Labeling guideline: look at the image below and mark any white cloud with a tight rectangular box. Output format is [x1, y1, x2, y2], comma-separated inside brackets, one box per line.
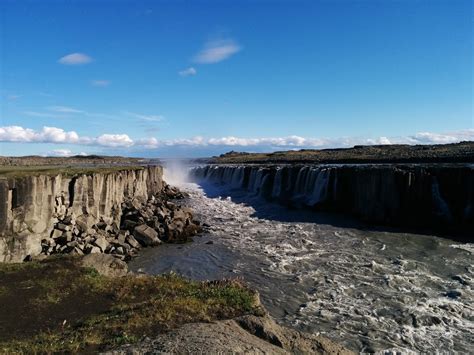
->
[0, 125, 472, 151]
[193, 39, 241, 64]
[58, 53, 93, 65]
[91, 80, 110, 87]
[44, 149, 87, 157]
[48, 106, 84, 113]
[135, 137, 159, 148]
[0, 126, 132, 148]
[6, 94, 21, 100]
[96, 134, 134, 147]
[178, 67, 197, 77]
[366, 136, 392, 145]
[0, 126, 79, 143]
[408, 131, 474, 144]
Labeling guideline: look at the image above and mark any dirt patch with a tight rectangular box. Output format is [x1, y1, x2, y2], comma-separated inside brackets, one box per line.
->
[0, 257, 112, 341]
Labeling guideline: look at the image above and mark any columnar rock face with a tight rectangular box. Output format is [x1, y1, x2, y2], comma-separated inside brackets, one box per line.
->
[192, 165, 474, 239]
[0, 166, 163, 262]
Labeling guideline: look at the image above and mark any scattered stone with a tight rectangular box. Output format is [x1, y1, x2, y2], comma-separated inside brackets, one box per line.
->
[84, 245, 101, 254]
[51, 229, 63, 239]
[133, 225, 161, 246]
[94, 236, 109, 252]
[126, 235, 141, 249]
[56, 223, 71, 232]
[38, 183, 202, 261]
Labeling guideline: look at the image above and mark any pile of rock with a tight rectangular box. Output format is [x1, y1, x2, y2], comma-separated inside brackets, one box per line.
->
[40, 187, 201, 260]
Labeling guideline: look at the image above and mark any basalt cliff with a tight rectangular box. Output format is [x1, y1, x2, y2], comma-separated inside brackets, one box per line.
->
[0, 166, 200, 262]
[192, 164, 474, 240]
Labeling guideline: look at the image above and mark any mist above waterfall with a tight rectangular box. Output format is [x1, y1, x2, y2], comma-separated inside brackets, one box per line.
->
[162, 159, 192, 187]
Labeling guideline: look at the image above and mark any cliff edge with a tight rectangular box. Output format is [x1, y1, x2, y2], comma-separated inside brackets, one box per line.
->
[0, 166, 164, 262]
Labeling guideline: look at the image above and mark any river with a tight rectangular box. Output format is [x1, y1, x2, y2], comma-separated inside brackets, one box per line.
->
[129, 168, 474, 353]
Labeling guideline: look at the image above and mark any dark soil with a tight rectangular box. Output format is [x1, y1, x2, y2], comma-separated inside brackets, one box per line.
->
[0, 257, 111, 341]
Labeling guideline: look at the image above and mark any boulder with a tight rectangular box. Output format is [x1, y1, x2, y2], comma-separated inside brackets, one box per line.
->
[56, 223, 71, 232]
[126, 235, 141, 249]
[76, 215, 96, 233]
[133, 224, 161, 246]
[93, 236, 109, 252]
[80, 254, 128, 277]
[51, 229, 63, 239]
[84, 245, 101, 254]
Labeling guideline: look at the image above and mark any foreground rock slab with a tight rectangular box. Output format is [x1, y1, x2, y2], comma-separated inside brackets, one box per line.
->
[106, 314, 353, 355]
[80, 253, 128, 277]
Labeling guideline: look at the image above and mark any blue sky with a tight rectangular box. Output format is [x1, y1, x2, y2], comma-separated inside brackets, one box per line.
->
[0, 0, 472, 157]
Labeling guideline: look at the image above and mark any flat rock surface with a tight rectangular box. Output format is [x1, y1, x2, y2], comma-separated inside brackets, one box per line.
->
[107, 314, 353, 355]
[80, 253, 128, 277]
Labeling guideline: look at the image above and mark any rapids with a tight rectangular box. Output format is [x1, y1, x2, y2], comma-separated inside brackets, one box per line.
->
[129, 166, 474, 353]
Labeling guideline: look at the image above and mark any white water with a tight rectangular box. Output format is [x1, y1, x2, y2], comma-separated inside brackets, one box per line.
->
[130, 174, 474, 353]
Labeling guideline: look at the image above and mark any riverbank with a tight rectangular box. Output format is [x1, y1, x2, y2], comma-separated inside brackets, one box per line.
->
[0, 255, 351, 354]
[0, 255, 258, 352]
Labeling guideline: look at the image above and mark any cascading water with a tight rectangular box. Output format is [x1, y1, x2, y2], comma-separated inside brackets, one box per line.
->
[190, 164, 473, 233]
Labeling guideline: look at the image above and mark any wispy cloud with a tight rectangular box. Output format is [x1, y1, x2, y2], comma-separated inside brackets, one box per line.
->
[178, 67, 197, 77]
[23, 111, 67, 119]
[58, 53, 93, 65]
[91, 80, 110, 87]
[193, 39, 241, 64]
[47, 106, 84, 113]
[124, 111, 164, 122]
[6, 94, 21, 100]
[1, 126, 471, 151]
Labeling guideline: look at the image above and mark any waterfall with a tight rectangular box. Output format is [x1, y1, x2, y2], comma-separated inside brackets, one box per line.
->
[307, 168, 330, 206]
[191, 165, 331, 207]
[189, 164, 474, 238]
[431, 177, 452, 220]
[272, 168, 283, 199]
[231, 167, 245, 188]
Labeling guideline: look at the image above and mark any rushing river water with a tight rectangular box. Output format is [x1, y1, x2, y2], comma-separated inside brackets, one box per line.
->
[129, 172, 474, 353]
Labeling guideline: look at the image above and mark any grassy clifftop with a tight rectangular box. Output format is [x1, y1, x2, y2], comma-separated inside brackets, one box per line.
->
[0, 257, 259, 353]
[0, 165, 146, 178]
[211, 141, 474, 164]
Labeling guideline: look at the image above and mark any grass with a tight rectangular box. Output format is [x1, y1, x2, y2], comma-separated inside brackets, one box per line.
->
[0, 165, 146, 178]
[0, 256, 260, 353]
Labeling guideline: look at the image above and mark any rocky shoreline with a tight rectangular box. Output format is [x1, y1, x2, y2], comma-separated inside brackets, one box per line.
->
[39, 183, 202, 261]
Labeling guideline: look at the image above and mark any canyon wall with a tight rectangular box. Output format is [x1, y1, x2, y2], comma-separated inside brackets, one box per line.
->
[192, 165, 474, 240]
[0, 166, 163, 262]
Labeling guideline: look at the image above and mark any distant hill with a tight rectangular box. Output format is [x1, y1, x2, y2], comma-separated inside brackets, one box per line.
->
[211, 141, 474, 164]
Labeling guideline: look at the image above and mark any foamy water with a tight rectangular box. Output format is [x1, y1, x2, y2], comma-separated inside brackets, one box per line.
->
[130, 177, 474, 353]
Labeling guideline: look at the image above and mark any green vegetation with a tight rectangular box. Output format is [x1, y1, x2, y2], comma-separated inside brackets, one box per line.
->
[0, 165, 145, 178]
[0, 256, 259, 353]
